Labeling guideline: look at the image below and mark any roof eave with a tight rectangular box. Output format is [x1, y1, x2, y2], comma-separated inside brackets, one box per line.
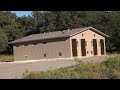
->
[9, 36, 70, 44]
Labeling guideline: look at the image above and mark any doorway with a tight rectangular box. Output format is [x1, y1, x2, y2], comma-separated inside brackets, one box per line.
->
[93, 39, 98, 55]
[72, 39, 78, 57]
[81, 39, 86, 56]
[100, 39, 105, 55]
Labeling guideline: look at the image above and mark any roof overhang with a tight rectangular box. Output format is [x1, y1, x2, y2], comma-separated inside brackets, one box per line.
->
[9, 36, 70, 44]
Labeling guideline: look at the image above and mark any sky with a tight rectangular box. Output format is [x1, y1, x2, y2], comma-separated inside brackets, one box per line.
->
[12, 11, 32, 17]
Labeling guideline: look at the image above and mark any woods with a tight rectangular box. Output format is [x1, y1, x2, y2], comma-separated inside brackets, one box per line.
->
[0, 11, 120, 53]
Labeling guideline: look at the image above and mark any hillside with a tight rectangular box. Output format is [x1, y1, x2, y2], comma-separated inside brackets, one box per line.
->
[22, 55, 120, 79]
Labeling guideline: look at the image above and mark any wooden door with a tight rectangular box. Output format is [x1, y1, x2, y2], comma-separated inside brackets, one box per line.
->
[93, 39, 98, 55]
[72, 39, 78, 57]
[81, 39, 86, 56]
[100, 39, 105, 55]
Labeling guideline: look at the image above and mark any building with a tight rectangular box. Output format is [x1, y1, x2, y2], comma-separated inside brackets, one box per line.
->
[9, 27, 109, 61]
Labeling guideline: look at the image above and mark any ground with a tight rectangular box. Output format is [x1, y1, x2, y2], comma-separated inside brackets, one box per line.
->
[0, 58, 77, 79]
[0, 55, 118, 79]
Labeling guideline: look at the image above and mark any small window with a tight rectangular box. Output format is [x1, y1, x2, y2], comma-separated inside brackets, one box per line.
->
[87, 51, 89, 54]
[24, 44, 28, 46]
[99, 41, 100, 46]
[82, 34, 84, 36]
[91, 51, 93, 54]
[94, 34, 95, 37]
[76, 41, 79, 46]
[33, 43, 37, 45]
[85, 41, 87, 46]
[91, 41, 93, 46]
[42, 42, 47, 44]
[59, 52, 62, 56]
[44, 54, 46, 57]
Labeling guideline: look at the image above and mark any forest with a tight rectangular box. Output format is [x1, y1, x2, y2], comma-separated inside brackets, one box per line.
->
[0, 11, 120, 54]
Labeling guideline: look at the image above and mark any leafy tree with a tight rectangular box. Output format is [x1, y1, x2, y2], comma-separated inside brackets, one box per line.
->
[0, 29, 8, 52]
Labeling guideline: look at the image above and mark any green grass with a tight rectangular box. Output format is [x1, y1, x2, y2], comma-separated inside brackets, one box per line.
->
[22, 55, 120, 79]
[0, 54, 14, 62]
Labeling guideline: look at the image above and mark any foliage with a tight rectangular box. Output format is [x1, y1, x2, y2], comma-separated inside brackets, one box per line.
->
[0, 11, 120, 53]
[0, 54, 14, 62]
[0, 29, 8, 52]
[103, 56, 120, 70]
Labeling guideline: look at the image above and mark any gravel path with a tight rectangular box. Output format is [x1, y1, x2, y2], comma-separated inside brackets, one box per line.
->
[0, 59, 77, 79]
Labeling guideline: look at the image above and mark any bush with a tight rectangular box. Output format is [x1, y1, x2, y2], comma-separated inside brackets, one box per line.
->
[103, 56, 120, 70]
[0, 54, 14, 62]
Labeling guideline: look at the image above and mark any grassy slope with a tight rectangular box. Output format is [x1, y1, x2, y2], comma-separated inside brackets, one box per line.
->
[22, 55, 120, 79]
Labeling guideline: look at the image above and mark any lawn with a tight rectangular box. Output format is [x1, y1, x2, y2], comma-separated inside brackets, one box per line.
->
[0, 54, 14, 62]
[22, 55, 120, 79]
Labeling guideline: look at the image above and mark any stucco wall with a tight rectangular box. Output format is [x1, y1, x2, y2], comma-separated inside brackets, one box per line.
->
[13, 29, 107, 61]
[70, 29, 106, 58]
[13, 38, 71, 61]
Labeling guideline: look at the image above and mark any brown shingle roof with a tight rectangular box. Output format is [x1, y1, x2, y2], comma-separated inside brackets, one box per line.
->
[9, 27, 109, 44]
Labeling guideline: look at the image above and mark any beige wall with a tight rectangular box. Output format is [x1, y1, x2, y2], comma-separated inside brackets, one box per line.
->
[70, 29, 106, 58]
[13, 38, 71, 61]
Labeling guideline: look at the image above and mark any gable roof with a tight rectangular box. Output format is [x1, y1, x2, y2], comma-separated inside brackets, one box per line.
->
[9, 27, 109, 44]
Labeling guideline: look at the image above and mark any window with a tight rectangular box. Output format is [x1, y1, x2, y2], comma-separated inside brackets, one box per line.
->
[24, 44, 28, 46]
[99, 41, 100, 46]
[44, 54, 46, 57]
[85, 41, 87, 46]
[33, 43, 37, 45]
[94, 34, 95, 37]
[42, 42, 47, 44]
[91, 51, 93, 54]
[91, 41, 93, 46]
[59, 52, 62, 56]
[87, 51, 89, 54]
[76, 41, 79, 46]
[82, 34, 84, 36]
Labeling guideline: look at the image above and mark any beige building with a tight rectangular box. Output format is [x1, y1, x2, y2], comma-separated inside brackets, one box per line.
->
[9, 27, 109, 61]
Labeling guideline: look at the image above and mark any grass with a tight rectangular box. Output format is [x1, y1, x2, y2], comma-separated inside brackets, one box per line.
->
[0, 54, 14, 62]
[22, 55, 120, 79]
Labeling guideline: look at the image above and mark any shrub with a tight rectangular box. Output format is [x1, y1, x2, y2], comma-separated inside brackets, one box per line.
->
[103, 56, 120, 70]
[0, 54, 14, 62]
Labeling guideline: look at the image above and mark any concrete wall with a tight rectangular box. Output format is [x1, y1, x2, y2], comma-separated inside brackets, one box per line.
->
[70, 29, 106, 58]
[13, 38, 71, 61]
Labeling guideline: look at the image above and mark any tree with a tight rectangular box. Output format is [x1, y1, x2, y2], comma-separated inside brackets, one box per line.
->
[0, 29, 8, 52]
